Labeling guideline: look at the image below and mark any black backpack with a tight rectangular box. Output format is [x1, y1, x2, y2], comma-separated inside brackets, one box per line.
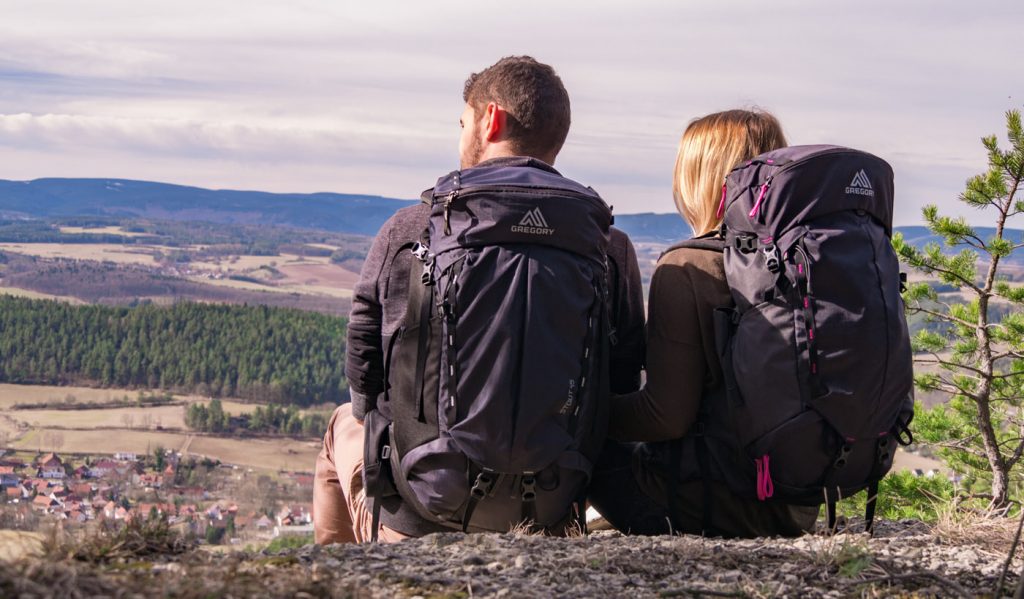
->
[363, 159, 613, 537]
[666, 145, 914, 533]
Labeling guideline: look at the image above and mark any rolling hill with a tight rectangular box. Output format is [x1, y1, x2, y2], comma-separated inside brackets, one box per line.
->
[2, 177, 1021, 248]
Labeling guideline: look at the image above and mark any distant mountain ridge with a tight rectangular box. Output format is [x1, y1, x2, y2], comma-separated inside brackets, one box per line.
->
[1, 177, 1021, 247]
[0, 178, 417, 236]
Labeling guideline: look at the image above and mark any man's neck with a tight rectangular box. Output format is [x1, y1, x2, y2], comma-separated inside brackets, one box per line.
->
[478, 145, 556, 167]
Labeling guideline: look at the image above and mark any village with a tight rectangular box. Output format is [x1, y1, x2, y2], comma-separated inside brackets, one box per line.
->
[0, 447, 315, 546]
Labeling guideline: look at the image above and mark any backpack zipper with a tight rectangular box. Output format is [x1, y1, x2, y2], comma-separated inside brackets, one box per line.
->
[436, 185, 609, 218]
[738, 147, 859, 220]
[443, 190, 458, 235]
[748, 179, 772, 219]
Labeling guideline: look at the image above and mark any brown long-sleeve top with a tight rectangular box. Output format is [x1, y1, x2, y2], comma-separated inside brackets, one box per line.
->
[609, 246, 732, 442]
[608, 245, 820, 535]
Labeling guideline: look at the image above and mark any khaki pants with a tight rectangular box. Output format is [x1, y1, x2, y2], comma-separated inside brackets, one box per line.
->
[313, 403, 407, 544]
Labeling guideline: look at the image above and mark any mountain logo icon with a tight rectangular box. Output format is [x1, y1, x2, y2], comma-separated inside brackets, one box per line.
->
[845, 169, 875, 197]
[511, 207, 555, 235]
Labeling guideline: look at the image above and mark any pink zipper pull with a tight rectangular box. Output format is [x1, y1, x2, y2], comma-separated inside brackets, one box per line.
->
[748, 181, 770, 218]
[755, 455, 774, 500]
[716, 184, 727, 219]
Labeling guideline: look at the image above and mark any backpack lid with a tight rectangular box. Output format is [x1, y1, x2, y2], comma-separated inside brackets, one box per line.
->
[430, 156, 604, 202]
[423, 158, 612, 263]
[723, 145, 895, 238]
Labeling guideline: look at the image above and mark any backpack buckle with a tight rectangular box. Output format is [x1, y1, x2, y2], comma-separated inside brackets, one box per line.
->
[833, 445, 852, 469]
[470, 470, 497, 499]
[734, 235, 758, 253]
[520, 473, 537, 503]
[411, 242, 430, 262]
[762, 243, 781, 274]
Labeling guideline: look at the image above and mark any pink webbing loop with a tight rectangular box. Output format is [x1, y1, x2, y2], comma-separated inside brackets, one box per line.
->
[748, 182, 769, 218]
[755, 455, 774, 501]
[716, 184, 727, 219]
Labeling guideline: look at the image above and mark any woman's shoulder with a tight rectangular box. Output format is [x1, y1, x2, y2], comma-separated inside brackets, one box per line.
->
[656, 242, 724, 273]
[652, 242, 730, 307]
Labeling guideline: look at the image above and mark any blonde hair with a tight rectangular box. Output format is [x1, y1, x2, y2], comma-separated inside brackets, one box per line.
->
[672, 109, 787, 236]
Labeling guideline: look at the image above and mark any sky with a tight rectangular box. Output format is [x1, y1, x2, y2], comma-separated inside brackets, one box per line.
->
[0, 1, 1022, 225]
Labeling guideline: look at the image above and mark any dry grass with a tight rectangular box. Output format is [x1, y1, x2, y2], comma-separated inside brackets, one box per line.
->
[0, 383, 264, 413]
[0, 383, 140, 409]
[46, 516, 195, 563]
[0, 286, 86, 304]
[0, 243, 178, 265]
[9, 405, 190, 430]
[932, 503, 1023, 553]
[187, 253, 321, 271]
[10, 427, 317, 471]
[185, 435, 319, 472]
[58, 226, 147, 237]
[12, 428, 190, 455]
[0, 531, 46, 561]
[0, 383, 322, 471]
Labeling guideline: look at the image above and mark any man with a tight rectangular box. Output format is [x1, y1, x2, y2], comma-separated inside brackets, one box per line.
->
[314, 56, 645, 543]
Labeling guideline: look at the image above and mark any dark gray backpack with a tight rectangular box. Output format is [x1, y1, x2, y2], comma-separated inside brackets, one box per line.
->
[667, 145, 914, 533]
[364, 159, 613, 536]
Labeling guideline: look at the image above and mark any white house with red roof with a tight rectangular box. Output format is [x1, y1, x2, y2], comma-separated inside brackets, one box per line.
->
[37, 453, 65, 479]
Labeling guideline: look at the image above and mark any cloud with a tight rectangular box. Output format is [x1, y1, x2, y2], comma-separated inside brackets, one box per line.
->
[0, 112, 446, 166]
[0, 0, 1022, 223]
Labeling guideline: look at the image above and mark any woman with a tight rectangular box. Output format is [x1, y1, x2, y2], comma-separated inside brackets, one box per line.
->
[588, 109, 819, 537]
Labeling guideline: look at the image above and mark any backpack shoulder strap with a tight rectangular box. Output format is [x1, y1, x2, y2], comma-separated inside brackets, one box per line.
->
[660, 235, 726, 259]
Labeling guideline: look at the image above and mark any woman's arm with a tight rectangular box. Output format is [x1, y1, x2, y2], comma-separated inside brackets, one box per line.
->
[608, 259, 707, 442]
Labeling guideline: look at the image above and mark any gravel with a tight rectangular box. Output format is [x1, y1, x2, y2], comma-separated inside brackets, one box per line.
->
[1, 519, 1019, 598]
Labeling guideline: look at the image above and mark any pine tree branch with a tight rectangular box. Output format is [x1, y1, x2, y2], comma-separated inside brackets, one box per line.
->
[993, 350, 1024, 361]
[990, 370, 1024, 380]
[915, 355, 991, 378]
[934, 440, 988, 459]
[907, 306, 981, 330]
[905, 262, 983, 295]
[933, 375, 982, 401]
[960, 233, 990, 251]
[1007, 437, 1024, 470]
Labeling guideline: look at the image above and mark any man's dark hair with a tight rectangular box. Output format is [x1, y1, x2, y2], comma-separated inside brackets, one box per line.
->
[463, 56, 571, 160]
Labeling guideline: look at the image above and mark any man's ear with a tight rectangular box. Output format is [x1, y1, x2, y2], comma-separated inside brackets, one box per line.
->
[483, 102, 504, 142]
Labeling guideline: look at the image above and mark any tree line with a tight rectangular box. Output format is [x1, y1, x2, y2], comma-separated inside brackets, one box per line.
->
[184, 398, 328, 437]
[0, 296, 348, 406]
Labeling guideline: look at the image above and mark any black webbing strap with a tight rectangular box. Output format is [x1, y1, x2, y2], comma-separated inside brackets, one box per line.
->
[568, 290, 600, 437]
[864, 479, 879, 535]
[439, 259, 465, 416]
[822, 442, 852, 533]
[520, 474, 537, 527]
[369, 496, 382, 542]
[824, 486, 839, 533]
[367, 441, 392, 543]
[576, 489, 588, 536]
[462, 470, 497, 533]
[863, 433, 895, 535]
[792, 248, 825, 397]
[411, 277, 432, 423]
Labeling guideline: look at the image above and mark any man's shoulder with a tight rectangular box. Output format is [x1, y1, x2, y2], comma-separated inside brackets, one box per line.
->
[379, 203, 431, 240]
[608, 226, 634, 250]
[607, 226, 637, 266]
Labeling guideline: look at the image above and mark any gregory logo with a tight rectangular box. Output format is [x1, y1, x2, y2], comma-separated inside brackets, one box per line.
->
[845, 169, 875, 197]
[511, 207, 555, 235]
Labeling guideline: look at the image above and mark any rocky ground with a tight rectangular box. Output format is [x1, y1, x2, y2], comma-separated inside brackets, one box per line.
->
[1, 519, 1021, 598]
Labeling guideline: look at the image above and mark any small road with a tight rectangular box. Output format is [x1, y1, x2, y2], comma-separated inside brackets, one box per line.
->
[180, 434, 195, 456]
